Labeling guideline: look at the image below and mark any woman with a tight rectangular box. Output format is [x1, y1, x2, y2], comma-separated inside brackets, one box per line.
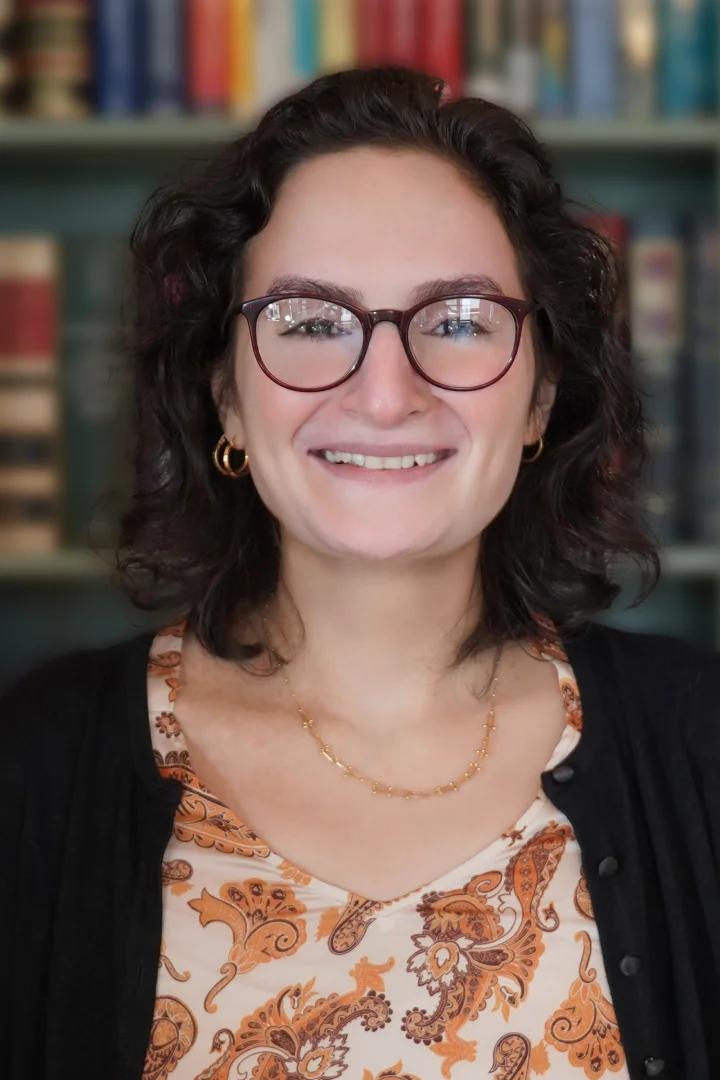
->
[2, 66, 718, 1080]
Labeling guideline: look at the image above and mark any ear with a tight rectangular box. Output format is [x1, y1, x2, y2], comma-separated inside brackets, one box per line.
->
[525, 376, 557, 444]
[210, 367, 245, 447]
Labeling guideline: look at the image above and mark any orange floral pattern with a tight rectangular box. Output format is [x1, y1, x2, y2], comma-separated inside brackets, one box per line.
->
[142, 619, 628, 1079]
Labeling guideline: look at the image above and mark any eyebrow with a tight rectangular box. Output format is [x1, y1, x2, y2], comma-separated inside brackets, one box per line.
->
[264, 273, 508, 306]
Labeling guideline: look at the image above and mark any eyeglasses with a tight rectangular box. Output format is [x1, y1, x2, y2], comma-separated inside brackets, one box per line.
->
[225, 290, 538, 392]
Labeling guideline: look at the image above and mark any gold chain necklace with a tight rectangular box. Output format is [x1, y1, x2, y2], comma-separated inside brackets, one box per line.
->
[260, 606, 504, 800]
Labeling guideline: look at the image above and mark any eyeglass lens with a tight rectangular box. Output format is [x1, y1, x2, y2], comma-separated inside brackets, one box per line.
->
[254, 296, 518, 390]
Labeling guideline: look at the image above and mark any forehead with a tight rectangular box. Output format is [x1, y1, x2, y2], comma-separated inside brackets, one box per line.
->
[243, 146, 523, 300]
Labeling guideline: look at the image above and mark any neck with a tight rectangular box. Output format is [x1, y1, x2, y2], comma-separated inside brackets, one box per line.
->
[248, 535, 503, 737]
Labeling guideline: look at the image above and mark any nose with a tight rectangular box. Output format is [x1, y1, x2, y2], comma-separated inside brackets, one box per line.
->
[339, 314, 431, 419]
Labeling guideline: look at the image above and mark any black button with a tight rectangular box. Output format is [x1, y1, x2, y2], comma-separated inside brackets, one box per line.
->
[551, 764, 575, 783]
[644, 1058, 665, 1076]
[598, 855, 620, 877]
[619, 954, 641, 976]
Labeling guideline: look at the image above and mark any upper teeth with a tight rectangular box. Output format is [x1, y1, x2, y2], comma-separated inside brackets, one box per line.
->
[319, 450, 444, 469]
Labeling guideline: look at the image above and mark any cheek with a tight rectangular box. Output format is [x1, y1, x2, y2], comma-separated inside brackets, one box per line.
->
[462, 373, 530, 445]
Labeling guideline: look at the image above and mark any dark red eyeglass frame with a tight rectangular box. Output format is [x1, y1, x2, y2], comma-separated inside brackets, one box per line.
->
[224, 290, 540, 392]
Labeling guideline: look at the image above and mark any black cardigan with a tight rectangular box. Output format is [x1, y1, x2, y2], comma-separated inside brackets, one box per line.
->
[1, 619, 719, 1080]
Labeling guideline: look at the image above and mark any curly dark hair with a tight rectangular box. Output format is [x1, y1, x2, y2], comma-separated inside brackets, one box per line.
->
[115, 64, 660, 673]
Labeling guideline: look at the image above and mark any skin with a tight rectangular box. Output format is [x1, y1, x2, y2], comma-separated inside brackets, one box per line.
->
[208, 143, 557, 748]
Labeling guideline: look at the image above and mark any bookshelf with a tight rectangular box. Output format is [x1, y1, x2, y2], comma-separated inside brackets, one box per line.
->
[2, 112, 720, 687]
[1, 115, 718, 151]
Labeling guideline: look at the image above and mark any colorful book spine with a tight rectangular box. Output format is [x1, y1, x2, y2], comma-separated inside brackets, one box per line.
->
[659, 0, 717, 116]
[379, 0, 422, 68]
[506, 0, 540, 116]
[59, 235, 133, 550]
[538, 0, 569, 117]
[617, 0, 657, 119]
[318, 0, 356, 74]
[187, 0, 229, 113]
[92, 0, 141, 115]
[684, 217, 720, 542]
[228, 0, 255, 118]
[14, 0, 90, 118]
[0, 0, 14, 114]
[420, 0, 464, 102]
[254, 0, 296, 113]
[464, 0, 509, 107]
[355, 0, 386, 66]
[294, 0, 319, 78]
[142, 0, 185, 114]
[627, 215, 685, 544]
[569, 0, 617, 117]
[0, 236, 61, 553]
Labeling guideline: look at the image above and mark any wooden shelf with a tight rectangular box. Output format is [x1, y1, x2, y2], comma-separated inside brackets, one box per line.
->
[1, 115, 718, 152]
[0, 547, 116, 581]
[2, 543, 720, 582]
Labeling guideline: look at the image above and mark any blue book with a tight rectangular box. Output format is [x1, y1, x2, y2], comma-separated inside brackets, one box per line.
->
[92, 0, 142, 115]
[142, 0, 185, 114]
[294, 0, 319, 80]
[569, 0, 617, 117]
[659, 0, 717, 116]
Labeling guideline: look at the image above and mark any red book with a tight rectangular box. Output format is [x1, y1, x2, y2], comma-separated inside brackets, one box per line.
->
[387, 0, 422, 66]
[0, 236, 61, 553]
[0, 236, 58, 376]
[187, 0, 230, 112]
[355, 0, 386, 64]
[356, 1, 423, 75]
[419, 0, 464, 100]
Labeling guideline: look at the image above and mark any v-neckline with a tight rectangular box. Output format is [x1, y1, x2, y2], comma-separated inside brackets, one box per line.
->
[152, 617, 581, 908]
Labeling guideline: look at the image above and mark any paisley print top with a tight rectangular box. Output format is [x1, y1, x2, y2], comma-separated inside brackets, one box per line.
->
[144, 618, 630, 1080]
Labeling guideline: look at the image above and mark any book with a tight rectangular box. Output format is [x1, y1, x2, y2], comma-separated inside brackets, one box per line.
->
[13, 0, 90, 118]
[254, 0, 297, 114]
[318, 0, 356, 75]
[142, 0, 185, 115]
[617, 0, 657, 119]
[464, 0, 509, 106]
[420, 0, 464, 102]
[569, 0, 617, 117]
[538, 0, 569, 118]
[187, 0, 229, 113]
[627, 215, 685, 544]
[228, 0, 255, 118]
[59, 235, 133, 550]
[294, 0, 319, 77]
[356, 0, 422, 68]
[505, 0, 539, 117]
[0, 235, 61, 553]
[0, 0, 14, 114]
[659, 0, 717, 117]
[92, 0, 141, 115]
[683, 217, 720, 542]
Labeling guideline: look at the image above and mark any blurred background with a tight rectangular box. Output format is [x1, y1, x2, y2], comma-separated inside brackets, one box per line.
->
[0, 0, 719, 689]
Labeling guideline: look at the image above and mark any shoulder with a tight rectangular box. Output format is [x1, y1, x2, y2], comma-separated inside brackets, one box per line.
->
[562, 618, 720, 687]
[561, 619, 720, 752]
[0, 628, 158, 788]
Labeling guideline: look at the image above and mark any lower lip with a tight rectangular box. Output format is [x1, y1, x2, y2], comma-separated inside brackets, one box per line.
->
[309, 452, 455, 483]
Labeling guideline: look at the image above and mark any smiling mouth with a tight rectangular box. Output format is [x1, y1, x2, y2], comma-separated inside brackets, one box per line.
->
[310, 449, 454, 470]
[309, 450, 456, 479]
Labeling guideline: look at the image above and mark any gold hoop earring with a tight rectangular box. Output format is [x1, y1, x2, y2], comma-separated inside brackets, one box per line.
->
[212, 434, 251, 478]
[522, 434, 544, 463]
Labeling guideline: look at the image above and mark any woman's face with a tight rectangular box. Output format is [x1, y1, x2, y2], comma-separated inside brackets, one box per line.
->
[216, 145, 555, 564]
